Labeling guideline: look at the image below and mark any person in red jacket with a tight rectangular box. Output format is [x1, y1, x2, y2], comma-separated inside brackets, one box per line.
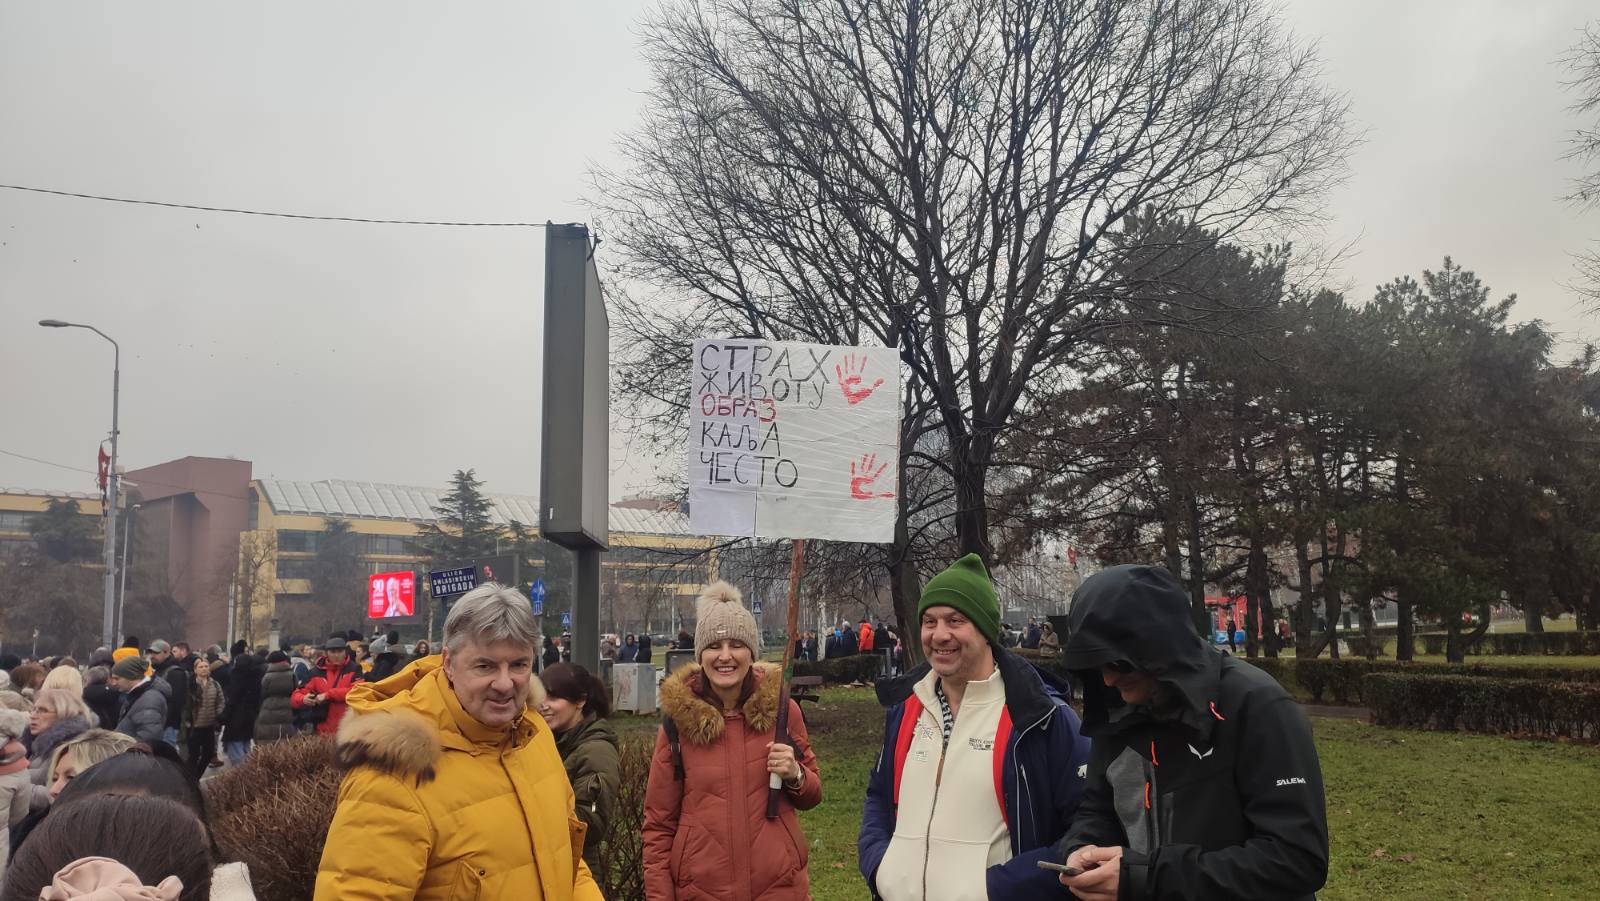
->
[858, 618, 876, 654]
[291, 636, 364, 735]
[643, 582, 821, 900]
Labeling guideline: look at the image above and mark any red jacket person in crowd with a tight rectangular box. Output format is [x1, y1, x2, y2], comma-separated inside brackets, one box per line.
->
[291, 636, 364, 736]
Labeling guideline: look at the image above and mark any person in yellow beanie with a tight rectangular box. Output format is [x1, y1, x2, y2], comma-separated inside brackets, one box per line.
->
[110, 638, 141, 666]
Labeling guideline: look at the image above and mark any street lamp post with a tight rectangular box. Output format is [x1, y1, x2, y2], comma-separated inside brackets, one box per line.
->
[117, 503, 140, 642]
[39, 319, 121, 648]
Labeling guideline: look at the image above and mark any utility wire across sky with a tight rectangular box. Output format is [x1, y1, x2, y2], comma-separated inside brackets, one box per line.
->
[0, 183, 556, 227]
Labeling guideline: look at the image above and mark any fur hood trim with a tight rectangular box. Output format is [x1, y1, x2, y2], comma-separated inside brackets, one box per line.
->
[659, 661, 783, 745]
[335, 708, 442, 783]
[0, 708, 28, 743]
[334, 657, 549, 782]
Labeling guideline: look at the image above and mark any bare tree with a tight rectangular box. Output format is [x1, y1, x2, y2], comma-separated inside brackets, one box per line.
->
[595, 0, 1352, 586]
[228, 531, 278, 648]
[1565, 22, 1600, 303]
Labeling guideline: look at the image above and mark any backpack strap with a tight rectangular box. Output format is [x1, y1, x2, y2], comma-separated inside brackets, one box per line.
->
[662, 716, 684, 781]
[993, 706, 1014, 830]
[891, 694, 924, 807]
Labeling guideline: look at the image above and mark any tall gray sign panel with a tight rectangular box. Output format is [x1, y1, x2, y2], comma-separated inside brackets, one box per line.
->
[540, 223, 608, 671]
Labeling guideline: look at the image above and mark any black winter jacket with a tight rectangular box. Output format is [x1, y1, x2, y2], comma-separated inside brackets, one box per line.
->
[366, 650, 406, 683]
[1057, 565, 1328, 901]
[82, 683, 122, 733]
[253, 662, 298, 742]
[220, 653, 265, 741]
[154, 658, 191, 730]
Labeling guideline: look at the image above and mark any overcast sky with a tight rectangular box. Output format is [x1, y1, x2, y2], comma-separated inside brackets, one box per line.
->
[2, 1, 1596, 500]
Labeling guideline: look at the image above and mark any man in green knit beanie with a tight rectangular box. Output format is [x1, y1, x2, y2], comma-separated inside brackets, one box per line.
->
[917, 552, 1003, 646]
[858, 553, 1091, 901]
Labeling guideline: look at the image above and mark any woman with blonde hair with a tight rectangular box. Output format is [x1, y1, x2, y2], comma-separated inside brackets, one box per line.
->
[25, 689, 97, 809]
[38, 665, 83, 697]
[45, 729, 138, 803]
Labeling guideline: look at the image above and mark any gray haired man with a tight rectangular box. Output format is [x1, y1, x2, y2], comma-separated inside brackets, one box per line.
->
[315, 583, 602, 900]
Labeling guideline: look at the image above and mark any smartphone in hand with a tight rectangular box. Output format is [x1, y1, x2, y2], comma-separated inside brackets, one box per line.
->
[1036, 861, 1083, 877]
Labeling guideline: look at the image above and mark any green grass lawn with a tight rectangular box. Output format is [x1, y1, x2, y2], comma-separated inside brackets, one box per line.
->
[1490, 617, 1581, 633]
[1409, 653, 1600, 669]
[646, 686, 1599, 901]
[1315, 718, 1600, 900]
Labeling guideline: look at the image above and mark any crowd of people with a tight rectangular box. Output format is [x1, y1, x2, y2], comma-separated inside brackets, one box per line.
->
[0, 628, 435, 897]
[0, 554, 1329, 900]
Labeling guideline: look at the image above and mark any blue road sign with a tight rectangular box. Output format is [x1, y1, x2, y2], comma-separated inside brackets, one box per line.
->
[561, 611, 572, 629]
[752, 599, 764, 615]
[531, 579, 546, 614]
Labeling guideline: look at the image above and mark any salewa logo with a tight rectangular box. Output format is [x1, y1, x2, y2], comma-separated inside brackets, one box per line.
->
[1077, 764, 1088, 779]
[1188, 744, 1214, 761]
[1276, 777, 1307, 787]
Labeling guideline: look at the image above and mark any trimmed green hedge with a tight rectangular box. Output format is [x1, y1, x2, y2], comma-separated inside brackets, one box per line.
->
[1363, 673, 1600, 740]
[1241, 658, 1600, 705]
[793, 654, 885, 684]
[1418, 631, 1600, 657]
[1344, 636, 1388, 658]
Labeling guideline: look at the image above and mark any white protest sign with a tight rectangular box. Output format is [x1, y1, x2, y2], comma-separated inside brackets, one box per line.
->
[689, 339, 900, 543]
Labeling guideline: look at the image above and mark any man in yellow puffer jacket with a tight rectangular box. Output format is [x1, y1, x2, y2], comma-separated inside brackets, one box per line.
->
[315, 583, 603, 901]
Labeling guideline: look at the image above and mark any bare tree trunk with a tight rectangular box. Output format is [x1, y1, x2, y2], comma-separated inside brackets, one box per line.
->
[1393, 455, 1416, 661]
[1396, 599, 1415, 661]
[1523, 591, 1546, 633]
[1455, 601, 1494, 660]
[1294, 542, 1321, 658]
[889, 513, 924, 667]
[1320, 532, 1341, 660]
[1244, 538, 1272, 658]
[1262, 592, 1281, 659]
[1185, 494, 1209, 637]
[1358, 598, 1377, 660]
[952, 434, 994, 564]
[1161, 506, 1183, 580]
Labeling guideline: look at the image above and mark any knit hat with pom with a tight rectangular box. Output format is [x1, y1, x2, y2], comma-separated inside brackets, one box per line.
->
[0, 708, 29, 744]
[694, 581, 760, 656]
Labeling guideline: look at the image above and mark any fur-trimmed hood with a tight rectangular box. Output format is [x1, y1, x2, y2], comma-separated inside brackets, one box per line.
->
[658, 661, 782, 745]
[27, 715, 91, 767]
[334, 655, 548, 781]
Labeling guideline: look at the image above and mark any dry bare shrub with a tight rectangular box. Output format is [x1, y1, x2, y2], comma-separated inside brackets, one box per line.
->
[204, 736, 341, 901]
[593, 733, 654, 901]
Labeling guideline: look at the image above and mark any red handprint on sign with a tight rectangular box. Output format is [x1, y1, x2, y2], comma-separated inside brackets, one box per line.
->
[850, 453, 895, 500]
[836, 353, 885, 406]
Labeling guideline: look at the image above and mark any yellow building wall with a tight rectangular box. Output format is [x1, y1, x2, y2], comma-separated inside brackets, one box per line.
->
[248, 486, 714, 631]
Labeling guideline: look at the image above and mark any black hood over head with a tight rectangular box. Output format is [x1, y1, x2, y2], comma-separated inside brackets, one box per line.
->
[1063, 564, 1222, 739]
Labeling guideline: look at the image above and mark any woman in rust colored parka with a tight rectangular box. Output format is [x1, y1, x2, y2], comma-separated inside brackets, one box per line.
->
[643, 582, 822, 901]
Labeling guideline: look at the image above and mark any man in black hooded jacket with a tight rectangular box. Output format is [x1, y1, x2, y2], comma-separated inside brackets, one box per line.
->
[1055, 565, 1327, 901]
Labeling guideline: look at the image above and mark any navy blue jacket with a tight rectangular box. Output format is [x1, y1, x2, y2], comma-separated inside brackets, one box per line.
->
[858, 648, 1092, 900]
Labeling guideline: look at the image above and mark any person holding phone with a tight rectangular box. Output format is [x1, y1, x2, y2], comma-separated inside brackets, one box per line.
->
[1054, 565, 1328, 901]
[858, 554, 1091, 901]
[291, 637, 363, 737]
